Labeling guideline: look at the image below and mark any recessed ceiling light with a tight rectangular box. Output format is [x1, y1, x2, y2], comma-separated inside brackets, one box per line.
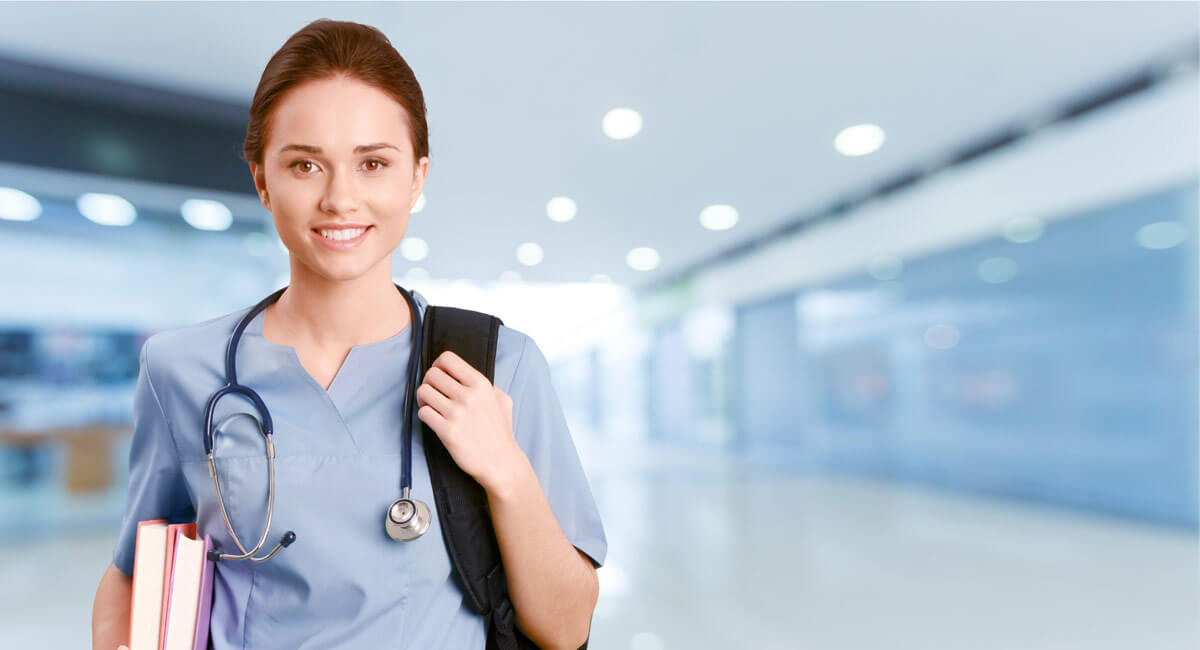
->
[547, 196, 577, 223]
[978, 257, 1019, 283]
[0, 187, 41, 221]
[1136, 221, 1187, 250]
[78, 192, 136, 226]
[699, 204, 738, 231]
[401, 236, 429, 261]
[412, 193, 426, 214]
[516, 242, 544, 266]
[626, 247, 659, 271]
[181, 198, 233, 231]
[602, 107, 642, 140]
[1003, 216, 1045, 243]
[834, 123, 886, 157]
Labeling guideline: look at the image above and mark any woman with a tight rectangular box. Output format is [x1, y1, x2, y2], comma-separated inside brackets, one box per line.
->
[91, 19, 606, 650]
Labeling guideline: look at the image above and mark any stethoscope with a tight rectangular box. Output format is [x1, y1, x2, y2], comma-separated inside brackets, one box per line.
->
[203, 282, 431, 563]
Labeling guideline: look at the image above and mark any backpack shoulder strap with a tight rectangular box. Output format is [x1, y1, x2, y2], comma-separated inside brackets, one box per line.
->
[419, 305, 541, 650]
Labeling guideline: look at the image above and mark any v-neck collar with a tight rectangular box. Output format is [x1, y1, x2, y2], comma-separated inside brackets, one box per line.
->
[240, 289, 427, 438]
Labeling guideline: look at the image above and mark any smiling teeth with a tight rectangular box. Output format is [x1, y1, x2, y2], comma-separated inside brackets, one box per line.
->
[320, 228, 366, 241]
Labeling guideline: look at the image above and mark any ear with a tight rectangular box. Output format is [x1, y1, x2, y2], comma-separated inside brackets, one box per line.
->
[249, 162, 270, 211]
[410, 156, 429, 211]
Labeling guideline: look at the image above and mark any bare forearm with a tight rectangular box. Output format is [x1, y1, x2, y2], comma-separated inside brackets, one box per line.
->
[486, 456, 598, 650]
[92, 563, 132, 650]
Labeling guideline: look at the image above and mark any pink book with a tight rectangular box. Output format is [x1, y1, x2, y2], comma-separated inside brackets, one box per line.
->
[161, 530, 215, 650]
[159, 523, 196, 649]
[193, 534, 216, 650]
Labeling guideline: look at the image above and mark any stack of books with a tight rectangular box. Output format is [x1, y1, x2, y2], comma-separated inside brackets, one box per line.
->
[128, 519, 215, 650]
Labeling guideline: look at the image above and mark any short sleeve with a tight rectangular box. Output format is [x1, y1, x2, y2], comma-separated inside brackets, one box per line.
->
[508, 334, 607, 569]
[111, 337, 196, 577]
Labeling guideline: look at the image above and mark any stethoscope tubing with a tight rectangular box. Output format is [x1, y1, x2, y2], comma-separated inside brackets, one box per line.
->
[203, 283, 422, 562]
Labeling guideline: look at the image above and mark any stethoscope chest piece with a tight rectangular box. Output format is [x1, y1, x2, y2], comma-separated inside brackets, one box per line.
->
[385, 491, 432, 541]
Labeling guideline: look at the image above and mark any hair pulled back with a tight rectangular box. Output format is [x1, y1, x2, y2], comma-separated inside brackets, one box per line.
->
[242, 18, 429, 167]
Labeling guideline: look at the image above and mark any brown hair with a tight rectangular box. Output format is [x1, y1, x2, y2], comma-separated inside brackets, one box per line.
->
[241, 18, 429, 167]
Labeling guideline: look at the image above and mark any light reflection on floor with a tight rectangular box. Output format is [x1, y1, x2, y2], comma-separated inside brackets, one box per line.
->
[1, 427, 1196, 649]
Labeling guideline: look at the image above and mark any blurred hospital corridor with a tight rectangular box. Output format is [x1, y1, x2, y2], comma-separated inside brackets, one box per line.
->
[1, 2, 1198, 649]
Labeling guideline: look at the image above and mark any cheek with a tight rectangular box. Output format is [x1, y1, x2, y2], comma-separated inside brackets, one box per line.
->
[367, 201, 411, 241]
[271, 202, 310, 247]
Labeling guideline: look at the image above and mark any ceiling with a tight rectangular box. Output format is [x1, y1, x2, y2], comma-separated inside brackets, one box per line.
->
[0, 1, 1195, 289]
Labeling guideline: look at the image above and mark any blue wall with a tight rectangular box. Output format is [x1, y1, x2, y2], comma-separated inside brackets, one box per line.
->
[659, 182, 1199, 528]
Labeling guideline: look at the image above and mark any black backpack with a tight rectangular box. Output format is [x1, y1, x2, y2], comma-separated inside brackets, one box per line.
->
[420, 305, 590, 650]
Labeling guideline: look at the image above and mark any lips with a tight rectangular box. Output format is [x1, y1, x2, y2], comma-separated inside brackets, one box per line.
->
[311, 225, 373, 250]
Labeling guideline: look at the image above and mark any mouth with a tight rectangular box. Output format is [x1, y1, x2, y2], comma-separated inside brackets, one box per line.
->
[311, 225, 374, 250]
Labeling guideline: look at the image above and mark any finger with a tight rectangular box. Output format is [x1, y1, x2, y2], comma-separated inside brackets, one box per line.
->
[495, 387, 513, 427]
[434, 350, 487, 388]
[418, 404, 447, 430]
[494, 386, 512, 412]
[422, 365, 467, 401]
[416, 382, 455, 417]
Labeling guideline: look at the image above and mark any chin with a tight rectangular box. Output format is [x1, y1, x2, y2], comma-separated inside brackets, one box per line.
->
[317, 257, 388, 282]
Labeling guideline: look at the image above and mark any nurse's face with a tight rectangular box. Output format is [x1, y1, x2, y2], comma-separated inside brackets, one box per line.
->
[250, 75, 429, 282]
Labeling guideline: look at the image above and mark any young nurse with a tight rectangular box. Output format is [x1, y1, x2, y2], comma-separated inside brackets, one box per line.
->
[92, 18, 606, 650]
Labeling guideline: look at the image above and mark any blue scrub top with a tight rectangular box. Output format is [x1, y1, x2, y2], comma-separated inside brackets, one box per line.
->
[112, 289, 607, 649]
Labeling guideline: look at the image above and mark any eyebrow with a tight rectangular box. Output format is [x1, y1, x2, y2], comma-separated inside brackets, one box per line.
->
[278, 142, 401, 155]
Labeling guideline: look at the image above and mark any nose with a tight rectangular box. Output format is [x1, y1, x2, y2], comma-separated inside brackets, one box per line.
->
[319, 165, 361, 215]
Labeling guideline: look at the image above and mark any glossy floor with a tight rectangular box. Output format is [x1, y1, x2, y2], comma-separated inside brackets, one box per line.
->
[1, 430, 1196, 649]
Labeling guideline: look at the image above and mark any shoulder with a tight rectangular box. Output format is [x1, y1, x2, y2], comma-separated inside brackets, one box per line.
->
[140, 305, 254, 386]
[493, 323, 553, 399]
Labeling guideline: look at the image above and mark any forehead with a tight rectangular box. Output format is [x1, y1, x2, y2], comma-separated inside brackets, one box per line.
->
[268, 76, 411, 153]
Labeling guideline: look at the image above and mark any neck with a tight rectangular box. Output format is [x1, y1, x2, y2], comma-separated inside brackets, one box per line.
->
[266, 256, 412, 349]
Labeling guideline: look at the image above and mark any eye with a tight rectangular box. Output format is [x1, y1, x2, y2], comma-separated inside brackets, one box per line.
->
[364, 158, 390, 172]
[289, 159, 317, 175]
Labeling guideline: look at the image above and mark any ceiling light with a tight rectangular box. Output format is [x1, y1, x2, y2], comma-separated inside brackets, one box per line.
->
[547, 196, 577, 223]
[834, 123, 886, 157]
[978, 257, 1019, 283]
[181, 199, 233, 231]
[626, 247, 659, 271]
[1136, 221, 1187, 250]
[516, 242, 544, 266]
[401, 236, 429, 261]
[1003, 216, 1044, 243]
[78, 192, 136, 226]
[0, 187, 41, 221]
[602, 108, 642, 140]
[699, 204, 738, 231]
